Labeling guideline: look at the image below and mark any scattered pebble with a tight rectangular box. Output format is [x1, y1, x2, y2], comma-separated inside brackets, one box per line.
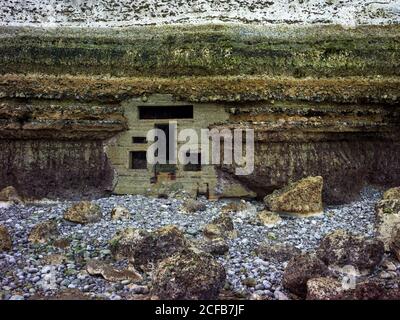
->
[0, 187, 382, 300]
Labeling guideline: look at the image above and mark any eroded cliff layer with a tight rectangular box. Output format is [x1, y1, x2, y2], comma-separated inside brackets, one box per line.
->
[0, 140, 115, 199]
[0, 25, 399, 202]
[0, 98, 126, 198]
[215, 102, 400, 203]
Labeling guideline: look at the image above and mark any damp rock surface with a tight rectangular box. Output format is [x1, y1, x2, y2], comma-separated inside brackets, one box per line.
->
[152, 248, 226, 300]
[316, 230, 385, 274]
[264, 176, 323, 215]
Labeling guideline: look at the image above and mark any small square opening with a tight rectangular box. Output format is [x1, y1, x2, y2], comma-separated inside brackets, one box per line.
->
[132, 137, 147, 144]
[184, 152, 202, 172]
[130, 151, 147, 169]
[138, 105, 193, 119]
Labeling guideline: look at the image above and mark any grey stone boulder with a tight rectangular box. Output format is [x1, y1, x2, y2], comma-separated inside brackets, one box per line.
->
[383, 187, 400, 200]
[109, 225, 188, 269]
[256, 243, 302, 263]
[254, 211, 282, 227]
[264, 176, 323, 216]
[181, 199, 206, 213]
[306, 277, 345, 300]
[63, 201, 102, 224]
[221, 201, 249, 214]
[152, 248, 226, 300]
[0, 186, 23, 204]
[0, 225, 12, 251]
[390, 228, 400, 262]
[307, 277, 400, 300]
[86, 259, 142, 282]
[110, 206, 131, 220]
[375, 193, 400, 250]
[203, 214, 236, 239]
[316, 230, 384, 274]
[198, 237, 229, 256]
[28, 219, 59, 244]
[282, 252, 329, 298]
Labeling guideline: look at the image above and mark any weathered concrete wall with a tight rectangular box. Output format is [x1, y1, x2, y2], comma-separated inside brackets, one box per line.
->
[108, 95, 228, 197]
[1, 0, 399, 26]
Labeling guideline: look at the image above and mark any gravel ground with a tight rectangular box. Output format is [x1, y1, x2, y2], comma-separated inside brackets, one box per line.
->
[0, 187, 381, 300]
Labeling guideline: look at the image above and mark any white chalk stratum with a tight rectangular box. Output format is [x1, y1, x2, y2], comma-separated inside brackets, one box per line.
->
[1, 0, 399, 27]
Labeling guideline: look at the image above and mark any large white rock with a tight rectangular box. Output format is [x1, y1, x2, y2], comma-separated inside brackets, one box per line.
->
[375, 187, 400, 250]
[264, 176, 323, 216]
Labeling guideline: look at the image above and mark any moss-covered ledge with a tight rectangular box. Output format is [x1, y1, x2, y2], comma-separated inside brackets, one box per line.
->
[0, 73, 398, 105]
[0, 24, 399, 78]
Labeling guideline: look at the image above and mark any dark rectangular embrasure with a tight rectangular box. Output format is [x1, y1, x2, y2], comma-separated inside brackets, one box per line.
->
[138, 105, 193, 119]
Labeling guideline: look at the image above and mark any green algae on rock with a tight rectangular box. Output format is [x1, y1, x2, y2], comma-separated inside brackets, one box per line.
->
[264, 176, 323, 216]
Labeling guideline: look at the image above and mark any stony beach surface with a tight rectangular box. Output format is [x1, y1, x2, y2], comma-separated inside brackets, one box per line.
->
[0, 187, 388, 300]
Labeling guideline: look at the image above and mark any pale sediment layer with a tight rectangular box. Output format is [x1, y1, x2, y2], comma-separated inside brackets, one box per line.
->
[1, 0, 399, 27]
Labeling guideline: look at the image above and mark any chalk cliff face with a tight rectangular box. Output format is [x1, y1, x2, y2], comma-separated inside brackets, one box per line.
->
[1, 0, 399, 26]
[0, 23, 399, 201]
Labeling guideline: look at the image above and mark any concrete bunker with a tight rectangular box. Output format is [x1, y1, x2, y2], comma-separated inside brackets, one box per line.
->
[106, 94, 255, 199]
